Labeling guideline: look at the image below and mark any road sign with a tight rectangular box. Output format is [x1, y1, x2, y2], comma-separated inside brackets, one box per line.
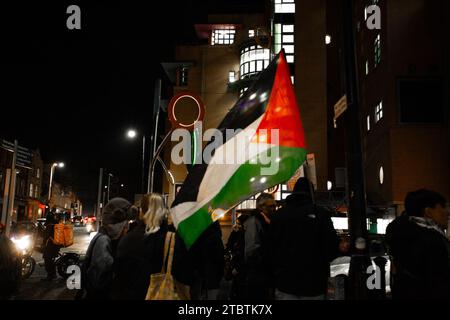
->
[1, 139, 32, 168]
[334, 95, 348, 121]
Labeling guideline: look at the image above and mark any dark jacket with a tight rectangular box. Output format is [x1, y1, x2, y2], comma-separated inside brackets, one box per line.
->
[243, 210, 271, 284]
[83, 227, 120, 299]
[0, 234, 20, 299]
[386, 215, 450, 300]
[172, 221, 225, 296]
[115, 220, 167, 300]
[269, 193, 339, 296]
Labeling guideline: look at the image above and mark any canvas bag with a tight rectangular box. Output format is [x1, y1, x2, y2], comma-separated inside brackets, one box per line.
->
[145, 231, 190, 300]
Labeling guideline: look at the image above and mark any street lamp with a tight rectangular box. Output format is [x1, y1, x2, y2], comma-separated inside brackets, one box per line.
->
[48, 162, 64, 201]
[126, 129, 146, 194]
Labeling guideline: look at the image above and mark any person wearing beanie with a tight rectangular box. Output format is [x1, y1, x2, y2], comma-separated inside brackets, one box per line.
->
[268, 177, 339, 300]
[79, 197, 137, 300]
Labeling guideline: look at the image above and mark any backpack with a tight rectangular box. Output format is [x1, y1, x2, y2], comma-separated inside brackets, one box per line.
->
[75, 233, 102, 300]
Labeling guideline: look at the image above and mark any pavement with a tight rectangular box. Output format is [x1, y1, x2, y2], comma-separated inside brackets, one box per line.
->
[12, 226, 93, 300]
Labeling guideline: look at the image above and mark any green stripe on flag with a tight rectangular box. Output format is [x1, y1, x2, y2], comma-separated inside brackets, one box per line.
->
[177, 145, 307, 248]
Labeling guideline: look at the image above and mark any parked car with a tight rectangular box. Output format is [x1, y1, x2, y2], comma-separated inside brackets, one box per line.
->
[71, 215, 84, 226]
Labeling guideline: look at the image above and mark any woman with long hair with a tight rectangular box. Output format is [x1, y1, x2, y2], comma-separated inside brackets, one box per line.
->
[115, 193, 169, 299]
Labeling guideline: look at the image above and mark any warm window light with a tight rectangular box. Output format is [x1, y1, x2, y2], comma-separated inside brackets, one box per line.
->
[327, 181, 333, 191]
[379, 166, 384, 185]
[325, 35, 332, 45]
[228, 71, 236, 83]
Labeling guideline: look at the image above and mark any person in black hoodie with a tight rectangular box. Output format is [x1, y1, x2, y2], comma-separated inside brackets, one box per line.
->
[172, 220, 225, 300]
[115, 193, 169, 300]
[386, 189, 449, 300]
[269, 177, 339, 300]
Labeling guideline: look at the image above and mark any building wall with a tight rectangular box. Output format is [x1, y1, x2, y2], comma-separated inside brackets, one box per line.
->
[295, 0, 328, 192]
[328, 0, 450, 209]
[165, 14, 267, 205]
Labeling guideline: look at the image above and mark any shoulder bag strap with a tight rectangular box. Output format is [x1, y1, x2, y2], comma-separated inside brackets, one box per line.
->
[160, 231, 174, 273]
[165, 232, 176, 274]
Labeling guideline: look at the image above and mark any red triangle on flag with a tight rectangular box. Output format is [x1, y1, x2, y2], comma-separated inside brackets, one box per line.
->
[253, 51, 306, 149]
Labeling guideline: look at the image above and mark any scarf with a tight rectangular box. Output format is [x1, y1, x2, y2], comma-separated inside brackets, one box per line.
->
[409, 216, 446, 237]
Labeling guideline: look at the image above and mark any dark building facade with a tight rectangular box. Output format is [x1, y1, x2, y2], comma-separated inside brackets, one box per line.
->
[326, 0, 450, 213]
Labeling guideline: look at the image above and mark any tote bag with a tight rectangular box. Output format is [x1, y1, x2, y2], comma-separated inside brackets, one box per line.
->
[145, 232, 190, 300]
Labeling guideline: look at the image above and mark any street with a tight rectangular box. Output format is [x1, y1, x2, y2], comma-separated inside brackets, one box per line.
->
[12, 226, 93, 300]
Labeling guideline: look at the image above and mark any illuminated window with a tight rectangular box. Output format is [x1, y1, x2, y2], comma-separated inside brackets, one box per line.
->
[325, 35, 331, 45]
[240, 45, 270, 79]
[179, 67, 189, 86]
[36, 168, 40, 179]
[275, 0, 295, 13]
[282, 35, 294, 43]
[282, 25, 294, 33]
[239, 87, 248, 98]
[379, 166, 384, 185]
[29, 183, 34, 198]
[366, 60, 369, 75]
[249, 29, 255, 38]
[291, 76, 294, 84]
[211, 28, 236, 45]
[229, 71, 236, 83]
[367, 115, 371, 131]
[375, 101, 383, 123]
[374, 34, 381, 67]
[286, 55, 294, 63]
[34, 185, 39, 198]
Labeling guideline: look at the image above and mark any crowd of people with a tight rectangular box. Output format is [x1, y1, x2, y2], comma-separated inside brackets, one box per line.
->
[0, 177, 448, 300]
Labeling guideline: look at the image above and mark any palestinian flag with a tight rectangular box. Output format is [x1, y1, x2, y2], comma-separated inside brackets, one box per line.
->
[171, 50, 307, 248]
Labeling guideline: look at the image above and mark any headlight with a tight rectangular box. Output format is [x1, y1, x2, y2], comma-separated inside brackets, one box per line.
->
[12, 235, 32, 251]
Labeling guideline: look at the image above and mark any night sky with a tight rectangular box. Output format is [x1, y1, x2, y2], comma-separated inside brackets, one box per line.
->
[0, 1, 264, 212]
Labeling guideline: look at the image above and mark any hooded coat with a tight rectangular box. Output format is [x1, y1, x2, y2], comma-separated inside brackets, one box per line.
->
[386, 214, 450, 299]
[269, 192, 339, 296]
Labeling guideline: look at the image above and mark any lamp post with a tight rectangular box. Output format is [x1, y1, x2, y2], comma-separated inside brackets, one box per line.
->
[107, 173, 114, 202]
[126, 129, 146, 194]
[48, 162, 64, 202]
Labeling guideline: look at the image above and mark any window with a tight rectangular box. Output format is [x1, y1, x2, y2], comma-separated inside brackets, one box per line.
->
[374, 34, 381, 67]
[239, 87, 248, 98]
[179, 67, 188, 86]
[282, 35, 294, 43]
[274, 24, 294, 63]
[375, 101, 383, 123]
[282, 25, 294, 33]
[34, 185, 39, 198]
[367, 115, 371, 131]
[29, 183, 34, 198]
[249, 29, 255, 38]
[398, 78, 444, 123]
[379, 166, 384, 185]
[275, 0, 295, 13]
[36, 168, 40, 179]
[229, 71, 236, 83]
[211, 28, 236, 45]
[291, 76, 294, 84]
[365, 60, 369, 75]
[325, 35, 331, 45]
[240, 45, 271, 79]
